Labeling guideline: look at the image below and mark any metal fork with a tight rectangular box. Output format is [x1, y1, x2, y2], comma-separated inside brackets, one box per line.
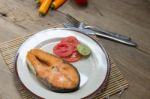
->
[64, 14, 137, 46]
[65, 14, 131, 41]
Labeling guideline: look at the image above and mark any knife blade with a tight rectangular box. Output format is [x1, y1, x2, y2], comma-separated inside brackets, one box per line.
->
[63, 23, 137, 47]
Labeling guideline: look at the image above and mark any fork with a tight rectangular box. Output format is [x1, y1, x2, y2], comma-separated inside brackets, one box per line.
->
[65, 14, 131, 41]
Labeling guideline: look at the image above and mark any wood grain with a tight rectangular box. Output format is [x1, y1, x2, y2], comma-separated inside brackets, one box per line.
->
[0, 0, 150, 99]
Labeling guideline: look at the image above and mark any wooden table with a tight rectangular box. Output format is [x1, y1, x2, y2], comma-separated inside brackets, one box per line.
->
[0, 0, 150, 99]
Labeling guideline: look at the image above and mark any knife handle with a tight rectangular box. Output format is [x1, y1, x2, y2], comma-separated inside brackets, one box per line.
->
[95, 32, 137, 46]
[84, 26, 131, 41]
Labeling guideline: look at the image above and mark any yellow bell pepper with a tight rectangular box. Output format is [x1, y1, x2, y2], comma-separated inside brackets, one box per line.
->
[39, 0, 52, 15]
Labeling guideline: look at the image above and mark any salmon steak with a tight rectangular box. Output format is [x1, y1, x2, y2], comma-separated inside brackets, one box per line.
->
[26, 48, 80, 93]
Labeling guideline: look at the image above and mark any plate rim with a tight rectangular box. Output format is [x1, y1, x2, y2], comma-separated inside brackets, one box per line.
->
[14, 28, 111, 99]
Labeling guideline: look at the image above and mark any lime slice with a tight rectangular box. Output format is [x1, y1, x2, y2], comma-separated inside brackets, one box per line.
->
[77, 44, 91, 56]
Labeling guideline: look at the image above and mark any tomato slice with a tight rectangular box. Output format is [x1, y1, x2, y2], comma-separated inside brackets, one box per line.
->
[53, 43, 75, 57]
[61, 36, 79, 47]
[53, 36, 81, 62]
[63, 51, 81, 62]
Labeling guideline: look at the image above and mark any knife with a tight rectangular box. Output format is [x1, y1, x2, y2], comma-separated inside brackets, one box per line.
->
[63, 23, 137, 47]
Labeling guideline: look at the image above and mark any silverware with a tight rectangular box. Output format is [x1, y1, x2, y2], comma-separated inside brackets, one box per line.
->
[66, 14, 131, 41]
[64, 14, 137, 47]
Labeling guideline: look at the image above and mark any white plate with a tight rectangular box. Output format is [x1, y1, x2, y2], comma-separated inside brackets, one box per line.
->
[15, 28, 110, 99]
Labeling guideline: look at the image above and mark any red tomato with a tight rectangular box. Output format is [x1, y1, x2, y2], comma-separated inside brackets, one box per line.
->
[53, 43, 74, 57]
[61, 36, 79, 47]
[63, 51, 81, 62]
[75, 0, 88, 6]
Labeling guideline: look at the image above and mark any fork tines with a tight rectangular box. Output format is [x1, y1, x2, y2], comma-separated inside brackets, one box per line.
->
[66, 14, 80, 27]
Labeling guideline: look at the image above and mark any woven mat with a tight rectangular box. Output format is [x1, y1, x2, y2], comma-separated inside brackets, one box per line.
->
[0, 30, 128, 99]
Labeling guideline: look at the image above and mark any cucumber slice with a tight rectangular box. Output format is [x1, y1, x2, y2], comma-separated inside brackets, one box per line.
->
[77, 44, 91, 56]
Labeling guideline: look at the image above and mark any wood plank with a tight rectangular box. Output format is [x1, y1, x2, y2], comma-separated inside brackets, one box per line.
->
[96, 38, 150, 99]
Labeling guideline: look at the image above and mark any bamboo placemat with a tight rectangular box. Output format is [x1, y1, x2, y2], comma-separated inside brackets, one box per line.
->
[0, 30, 128, 99]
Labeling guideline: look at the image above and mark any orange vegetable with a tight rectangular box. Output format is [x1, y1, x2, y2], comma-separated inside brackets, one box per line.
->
[39, 0, 52, 15]
[39, 0, 44, 3]
[51, 0, 66, 10]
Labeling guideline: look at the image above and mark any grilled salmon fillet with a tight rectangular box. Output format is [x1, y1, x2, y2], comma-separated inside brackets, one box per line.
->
[26, 48, 80, 92]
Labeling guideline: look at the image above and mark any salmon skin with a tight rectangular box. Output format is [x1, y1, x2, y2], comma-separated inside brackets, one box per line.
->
[26, 48, 80, 93]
